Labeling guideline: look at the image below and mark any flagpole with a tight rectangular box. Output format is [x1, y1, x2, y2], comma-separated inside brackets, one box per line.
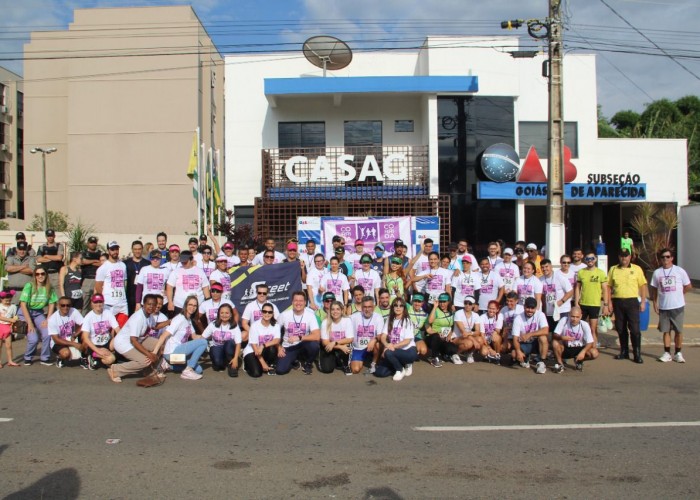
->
[216, 148, 222, 237]
[201, 142, 207, 234]
[196, 127, 201, 234]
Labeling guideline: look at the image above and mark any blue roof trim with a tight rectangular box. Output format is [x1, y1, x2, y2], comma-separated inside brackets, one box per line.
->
[264, 76, 478, 95]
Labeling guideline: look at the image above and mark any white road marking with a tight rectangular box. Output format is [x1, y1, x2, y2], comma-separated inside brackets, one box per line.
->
[414, 421, 700, 432]
[0, 418, 13, 422]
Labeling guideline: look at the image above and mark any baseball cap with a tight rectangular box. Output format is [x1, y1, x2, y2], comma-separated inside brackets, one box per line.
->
[215, 254, 228, 262]
[199, 234, 207, 241]
[169, 244, 180, 252]
[390, 256, 402, 265]
[526, 243, 538, 251]
[107, 241, 119, 250]
[332, 235, 342, 243]
[45, 229, 55, 237]
[355, 239, 364, 246]
[149, 250, 162, 260]
[524, 297, 537, 308]
[210, 283, 224, 292]
[179, 250, 193, 262]
[91, 294, 105, 304]
[222, 242, 234, 250]
[17, 241, 28, 250]
[394, 239, 404, 248]
[287, 243, 298, 251]
[322, 292, 336, 301]
[334, 247, 345, 254]
[438, 293, 451, 302]
[462, 255, 472, 263]
[360, 255, 372, 264]
[412, 293, 425, 302]
[464, 296, 476, 304]
[15, 232, 25, 240]
[503, 247, 514, 255]
[87, 236, 98, 244]
[188, 237, 198, 245]
[374, 242, 385, 251]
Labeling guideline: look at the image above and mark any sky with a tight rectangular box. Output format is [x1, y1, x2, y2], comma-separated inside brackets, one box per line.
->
[0, 0, 698, 118]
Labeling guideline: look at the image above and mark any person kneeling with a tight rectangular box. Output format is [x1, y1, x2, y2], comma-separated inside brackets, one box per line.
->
[374, 298, 417, 381]
[552, 306, 599, 373]
[319, 300, 354, 375]
[201, 303, 241, 377]
[48, 297, 85, 368]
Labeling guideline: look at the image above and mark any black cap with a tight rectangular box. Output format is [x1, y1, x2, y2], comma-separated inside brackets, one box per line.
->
[188, 237, 198, 245]
[45, 229, 55, 237]
[87, 236, 98, 243]
[15, 232, 25, 240]
[322, 292, 336, 301]
[199, 234, 207, 241]
[394, 239, 404, 248]
[334, 247, 345, 254]
[149, 250, 162, 260]
[332, 235, 342, 243]
[16, 241, 28, 250]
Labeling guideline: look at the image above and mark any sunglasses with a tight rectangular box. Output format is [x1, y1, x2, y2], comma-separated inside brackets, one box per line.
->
[393, 304, 405, 308]
[561, 261, 571, 264]
[257, 292, 268, 296]
[262, 310, 274, 314]
[211, 289, 222, 293]
[264, 255, 275, 259]
[661, 255, 672, 259]
[35, 272, 46, 276]
[59, 304, 72, 308]
[584, 257, 595, 262]
[514, 250, 524, 254]
[203, 252, 212, 255]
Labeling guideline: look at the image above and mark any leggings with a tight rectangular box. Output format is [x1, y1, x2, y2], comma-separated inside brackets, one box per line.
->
[319, 347, 350, 374]
[243, 346, 279, 378]
[425, 334, 458, 359]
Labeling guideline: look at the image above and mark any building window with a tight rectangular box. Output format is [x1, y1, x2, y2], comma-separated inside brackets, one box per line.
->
[278, 122, 326, 149]
[344, 120, 382, 147]
[518, 121, 578, 158]
[234, 205, 254, 230]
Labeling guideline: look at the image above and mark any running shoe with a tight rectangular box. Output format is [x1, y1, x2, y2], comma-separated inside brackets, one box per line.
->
[80, 357, 89, 370]
[536, 361, 546, 374]
[23, 359, 32, 366]
[301, 362, 313, 375]
[392, 369, 405, 381]
[343, 365, 353, 376]
[553, 363, 565, 374]
[368, 362, 376, 374]
[180, 367, 202, 380]
[40, 359, 53, 366]
[466, 353, 475, 364]
[520, 361, 530, 369]
[430, 357, 443, 368]
[674, 352, 686, 363]
[404, 364, 413, 376]
[658, 352, 673, 363]
[451, 354, 463, 365]
[292, 360, 302, 371]
[575, 361, 584, 372]
[55, 359, 64, 368]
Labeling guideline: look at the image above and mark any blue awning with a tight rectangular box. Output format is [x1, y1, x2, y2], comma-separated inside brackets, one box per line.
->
[264, 75, 478, 96]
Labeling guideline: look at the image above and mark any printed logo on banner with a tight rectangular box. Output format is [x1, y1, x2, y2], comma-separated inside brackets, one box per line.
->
[338, 225, 357, 241]
[381, 221, 399, 241]
[230, 262, 302, 312]
[357, 222, 378, 242]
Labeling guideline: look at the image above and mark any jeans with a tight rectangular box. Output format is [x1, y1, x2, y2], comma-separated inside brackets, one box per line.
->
[209, 340, 237, 371]
[165, 338, 208, 374]
[374, 346, 418, 377]
[22, 309, 50, 362]
[518, 340, 542, 361]
[276, 341, 320, 375]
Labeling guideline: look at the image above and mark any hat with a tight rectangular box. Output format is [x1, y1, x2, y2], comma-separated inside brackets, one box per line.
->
[619, 248, 631, 257]
[0, 290, 15, 299]
[526, 243, 538, 251]
[215, 253, 228, 262]
[199, 234, 207, 241]
[87, 236, 98, 243]
[149, 250, 162, 260]
[390, 256, 402, 265]
[503, 247, 514, 255]
[107, 241, 119, 250]
[322, 292, 336, 301]
[448, 243, 458, 251]
[524, 297, 537, 308]
[287, 243, 298, 251]
[15, 232, 25, 240]
[334, 247, 345, 254]
[222, 242, 234, 250]
[355, 239, 364, 246]
[394, 239, 404, 248]
[360, 255, 372, 264]
[332, 235, 342, 243]
[464, 296, 476, 304]
[374, 242, 385, 251]
[169, 244, 180, 252]
[16, 241, 28, 251]
[45, 229, 55, 237]
[188, 237, 198, 245]
[179, 250, 193, 262]
[462, 255, 472, 263]
[210, 283, 224, 292]
[412, 293, 425, 302]
[91, 294, 105, 303]
[438, 293, 451, 302]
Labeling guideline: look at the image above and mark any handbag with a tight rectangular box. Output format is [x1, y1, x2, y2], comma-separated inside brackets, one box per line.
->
[12, 320, 28, 339]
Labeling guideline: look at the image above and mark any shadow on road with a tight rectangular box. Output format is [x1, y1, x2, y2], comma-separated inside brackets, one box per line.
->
[364, 486, 404, 499]
[4, 467, 80, 500]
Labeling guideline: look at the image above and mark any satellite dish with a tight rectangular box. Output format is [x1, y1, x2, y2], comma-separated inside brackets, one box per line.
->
[303, 35, 353, 76]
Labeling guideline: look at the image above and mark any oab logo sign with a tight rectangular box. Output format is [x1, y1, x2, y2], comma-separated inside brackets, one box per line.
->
[480, 143, 578, 183]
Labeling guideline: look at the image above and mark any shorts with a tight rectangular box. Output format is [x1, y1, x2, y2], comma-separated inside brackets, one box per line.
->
[518, 340, 541, 359]
[580, 305, 600, 321]
[52, 343, 67, 354]
[0, 324, 11, 340]
[351, 348, 371, 363]
[658, 307, 684, 333]
[562, 345, 584, 359]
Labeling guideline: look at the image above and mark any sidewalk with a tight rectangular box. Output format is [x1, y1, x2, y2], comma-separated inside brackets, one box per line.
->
[600, 288, 700, 347]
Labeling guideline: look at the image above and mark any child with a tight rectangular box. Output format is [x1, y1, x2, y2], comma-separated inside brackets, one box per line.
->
[0, 290, 20, 367]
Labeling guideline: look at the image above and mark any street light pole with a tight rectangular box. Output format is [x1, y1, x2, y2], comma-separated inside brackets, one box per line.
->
[29, 147, 57, 232]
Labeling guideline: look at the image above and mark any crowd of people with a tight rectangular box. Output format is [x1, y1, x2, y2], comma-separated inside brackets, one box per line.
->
[0, 228, 691, 383]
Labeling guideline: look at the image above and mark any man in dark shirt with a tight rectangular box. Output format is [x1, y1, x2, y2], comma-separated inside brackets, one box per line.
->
[37, 229, 64, 290]
[80, 236, 102, 316]
[123, 240, 150, 316]
[6, 232, 36, 258]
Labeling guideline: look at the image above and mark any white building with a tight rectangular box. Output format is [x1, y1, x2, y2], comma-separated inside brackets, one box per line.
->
[225, 36, 688, 256]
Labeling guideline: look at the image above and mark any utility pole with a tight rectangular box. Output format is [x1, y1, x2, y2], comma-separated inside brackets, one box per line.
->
[30, 147, 57, 232]
[502, 0, 566, 263]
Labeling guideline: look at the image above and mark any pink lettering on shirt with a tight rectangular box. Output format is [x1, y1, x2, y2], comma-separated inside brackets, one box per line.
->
[212, 329, 232, 344]
[388, 326, 401, 344]
[59, 321, 74, 339]
[358, 278, 374, 294]
[330, 330, 346, 341]
[146, 274, 164, 289]
[182, 274, 200, 291]
[110, 270, 125, 288]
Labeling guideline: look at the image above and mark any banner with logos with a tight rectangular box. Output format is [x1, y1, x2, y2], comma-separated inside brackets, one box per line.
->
[229, 262, 301, 312]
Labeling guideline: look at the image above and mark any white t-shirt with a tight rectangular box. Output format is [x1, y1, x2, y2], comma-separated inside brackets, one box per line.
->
[209, 269, 232, 300]
[48, 309, 84, 347]
[320, 317, 354, 342]
[243, 320, 282, 356]
[501, 304, 524, 338]
[252, 250, 285, 265]
[511, 311, 548, 343]
[486, 255, 503, 270]
[161, 261, 181, 273]
[81, 309, 119, 346]
[113, 309, 152, 354]
[540, 273, 573, 316]
[167, 266, 210, 308]
[350, 311, 384, 350]
[306, 266, 328, 304]
[146, 311, 169, 339]
[480, 312, 504, 342]
[345, 252, 363, 273]
[650, 265, 691, 310]
[279, 307, 318, 348]
[242, 300, 280, 325]
[556, 268, 578, 291]
[515, 276, 544, 306]
[454, 309, 481, 337]
[381, 317, 415, 350]
[451, 272, 481, 306]
[412, 254, 431, 275]
[163, 315, 196, 355]
[137, 266, 171, 304]
[96, 260, 128, 312]
[571, 262, 586, 274]
[201, 321, 242, 348]
[199, 298, 236, 324]
[417, 267, 452, 300]
[0, 304, 17, 324]
[354, 269, 382, 297]
[199, 261, 216, 279]
[494, 262, 520, 293]
[475, 271, 503, 310]
[318, 271, 350, 300]
[554, 318, 594, 348]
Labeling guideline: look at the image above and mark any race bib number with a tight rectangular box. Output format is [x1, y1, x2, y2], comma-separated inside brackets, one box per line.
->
[71, 289, 83, 299]
[357, 325, 375, 347]
[661, 276, 677, 293]
[546, 292, 556, 303]
[111, 289, 124, 299]
[93, 320, 111, 345]
[440, 327, 451, 338]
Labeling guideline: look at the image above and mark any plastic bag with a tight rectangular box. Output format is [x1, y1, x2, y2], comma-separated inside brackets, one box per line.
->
[598, 315, 612, 334]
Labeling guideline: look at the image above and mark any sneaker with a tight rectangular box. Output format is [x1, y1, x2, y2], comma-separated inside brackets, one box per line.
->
[227, 365, 239, 378]
[466, 353, 475, 364]
[23, 359, 32, 366]
[368, 362, 376, 374]
[673, 352, 686, 363]
[485, 353, 499, 364]
[520, 361, 530, 369]
[301, 362, 313, 375]
[575, 361, 584, 372]
[40, 359, 53, 366]
[56, 359, 64, 368]
[343, 365, 353, 376]
[180, 367, 202, 380]
[430, 357, 443, 368]
[451, 354, 463, 365]
[404, 364, 413, 376]
[266, 368, 277, 376]
[292, 360, 302, 371]
[392, 369, 405, 381]
[159, 358, 170, 373]
[80, 357, 89, 370]
[536, 361, 546, 374]
[658, 352, 673, 363]
[553, 363, 565, 374]
[88, 357, 98, 371]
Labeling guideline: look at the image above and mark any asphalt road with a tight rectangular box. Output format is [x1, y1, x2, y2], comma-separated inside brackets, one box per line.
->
[1, 338, 699, 499]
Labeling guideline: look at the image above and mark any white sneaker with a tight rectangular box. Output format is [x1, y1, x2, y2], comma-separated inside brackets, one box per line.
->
[369, 362, 376, 374]
[180, 367, 202, 380]
[520, 361, 530, 369]
[673, 352, 686, 363]
[404, 364, 413, 376]
[466, 353, 475, 364]
[536, 361, 546, 374]
[658, 352, 673, 363]
[392, 369, 405, 381]
[451, 354, 464, 365]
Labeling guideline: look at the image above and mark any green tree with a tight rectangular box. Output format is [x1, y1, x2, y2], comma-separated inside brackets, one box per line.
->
[0, 220, 9, 231]
[26, 210, 71, 232]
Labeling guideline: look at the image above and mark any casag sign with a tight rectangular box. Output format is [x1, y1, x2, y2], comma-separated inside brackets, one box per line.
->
[285, 154, 407, 183]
